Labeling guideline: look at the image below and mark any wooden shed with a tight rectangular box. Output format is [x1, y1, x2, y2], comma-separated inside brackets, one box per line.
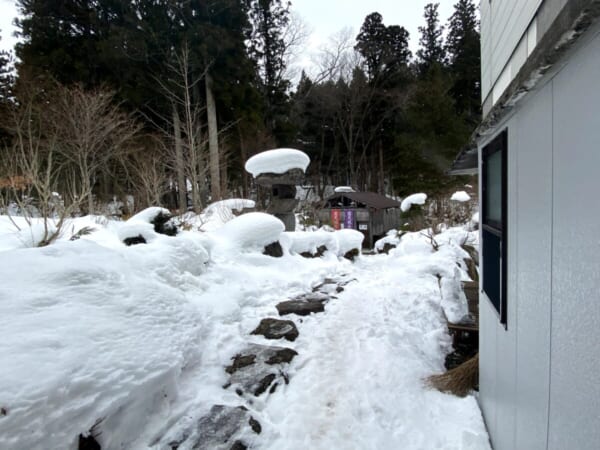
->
[318, 191, 402, 248]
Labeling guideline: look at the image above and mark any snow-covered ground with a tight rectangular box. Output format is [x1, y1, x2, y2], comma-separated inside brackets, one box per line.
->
[0, 210, 488, 450]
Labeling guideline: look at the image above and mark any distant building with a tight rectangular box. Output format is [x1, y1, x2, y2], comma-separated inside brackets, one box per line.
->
[451, 2, 600, 449]
[318, 191, 401, 248]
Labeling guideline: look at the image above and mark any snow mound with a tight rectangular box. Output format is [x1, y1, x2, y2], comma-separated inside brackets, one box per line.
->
[244, 148, 310, 177]
[334, 186, 355, 193]
[451, 191, 471, 202]
[335, 229, 364, 256]
[0, 237, 207, 450]
[401, 193, 427, 212]
[217, 212, 284, 250]
[471, 212, 479, 224]
[285, 230, 339, 256]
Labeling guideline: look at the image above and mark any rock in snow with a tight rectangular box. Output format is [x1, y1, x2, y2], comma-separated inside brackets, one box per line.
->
[251, 318, 299, 341]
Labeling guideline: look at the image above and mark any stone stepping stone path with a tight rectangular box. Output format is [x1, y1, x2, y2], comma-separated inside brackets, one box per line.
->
[150, 275, 354, 450]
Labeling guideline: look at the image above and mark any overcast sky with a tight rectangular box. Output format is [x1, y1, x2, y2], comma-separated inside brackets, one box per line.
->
[0, 1, 459, 64]
[292, 0, 456, 53]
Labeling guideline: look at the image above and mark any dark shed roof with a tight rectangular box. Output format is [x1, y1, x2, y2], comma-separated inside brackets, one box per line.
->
[325, 192, 400, 210]
[448, 143, 478, 175]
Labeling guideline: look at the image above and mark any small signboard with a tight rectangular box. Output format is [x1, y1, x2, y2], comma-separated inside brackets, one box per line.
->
[331, 209, 341, 230]
[358, 223, 368, 230]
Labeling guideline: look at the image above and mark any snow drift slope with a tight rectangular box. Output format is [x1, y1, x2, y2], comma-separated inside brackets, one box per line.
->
[0, 235, 208, 450]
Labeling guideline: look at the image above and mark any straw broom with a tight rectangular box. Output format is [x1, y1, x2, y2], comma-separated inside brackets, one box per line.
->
[426, 353, 479, 397]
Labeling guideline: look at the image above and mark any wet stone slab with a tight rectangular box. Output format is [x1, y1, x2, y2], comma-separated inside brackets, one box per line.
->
[166, 405, 261, 450]
[224, 344, 298, 397]
[251, 318, 299, 342]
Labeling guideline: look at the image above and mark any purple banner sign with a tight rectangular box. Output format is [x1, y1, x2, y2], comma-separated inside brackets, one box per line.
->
[344, 209, 355, 229]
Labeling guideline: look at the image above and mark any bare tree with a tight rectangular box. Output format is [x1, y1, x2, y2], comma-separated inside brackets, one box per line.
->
[205, 70, 221, 202]
[312, 28, 356, 84]
[0, 92, 91, 246]
[128, 136, 170, 208]
[50, 84, 142, 214]
[156, 42, 211, 212]
[280, 12, 312, 84]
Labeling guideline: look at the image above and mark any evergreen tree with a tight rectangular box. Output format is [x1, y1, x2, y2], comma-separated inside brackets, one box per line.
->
[247, 0, 292, 142]
[355, 12, 411, 82]
[416, 3, 446, 75]
[446, 0, 481, 122]
[0, 33, 13, 104]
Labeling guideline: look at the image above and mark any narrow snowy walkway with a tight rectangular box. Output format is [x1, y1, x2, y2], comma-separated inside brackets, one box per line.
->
[259, 254, 490, 450]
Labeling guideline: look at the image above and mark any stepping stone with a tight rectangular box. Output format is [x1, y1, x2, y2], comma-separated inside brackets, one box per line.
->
[276, 293, 330, 316]
[251, 318, 299, 341]
[276, 299, 325, 316]
[224, 344, 297, 397]
[165, 405, 261, 450]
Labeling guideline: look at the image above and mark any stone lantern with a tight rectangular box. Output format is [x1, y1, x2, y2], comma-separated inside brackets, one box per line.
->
[244, 149, 310, 231]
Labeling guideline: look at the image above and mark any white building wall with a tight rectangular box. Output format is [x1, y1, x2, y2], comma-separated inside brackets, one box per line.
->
[479, 24, 600, 450]
[548, 28, 600, 449]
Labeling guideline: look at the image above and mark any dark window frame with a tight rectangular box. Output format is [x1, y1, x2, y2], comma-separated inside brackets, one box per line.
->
[481, 129, 508, 327]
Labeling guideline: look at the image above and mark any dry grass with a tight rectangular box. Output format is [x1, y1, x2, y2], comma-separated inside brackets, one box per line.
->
[426, 353, 479, 397]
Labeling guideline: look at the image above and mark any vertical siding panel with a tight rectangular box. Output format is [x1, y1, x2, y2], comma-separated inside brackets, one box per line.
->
[549, 30, 600, 450]
[491, 124, 519, 450]
[515, 82, 553, 450]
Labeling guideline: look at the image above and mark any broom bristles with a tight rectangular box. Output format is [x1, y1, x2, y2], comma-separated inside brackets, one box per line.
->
[426, 353, 479, 397]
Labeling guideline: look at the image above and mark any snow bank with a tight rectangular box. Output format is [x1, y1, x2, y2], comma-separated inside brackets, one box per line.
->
[451, 190, 471, 202]
[401, 193, 427, 212]
[0, 235, 209, 450]
[335, 229, 364, 256]
[244, 148, 310, 177]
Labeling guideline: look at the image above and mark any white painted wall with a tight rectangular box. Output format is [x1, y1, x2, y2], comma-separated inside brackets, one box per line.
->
[478, 25, 600, 450]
